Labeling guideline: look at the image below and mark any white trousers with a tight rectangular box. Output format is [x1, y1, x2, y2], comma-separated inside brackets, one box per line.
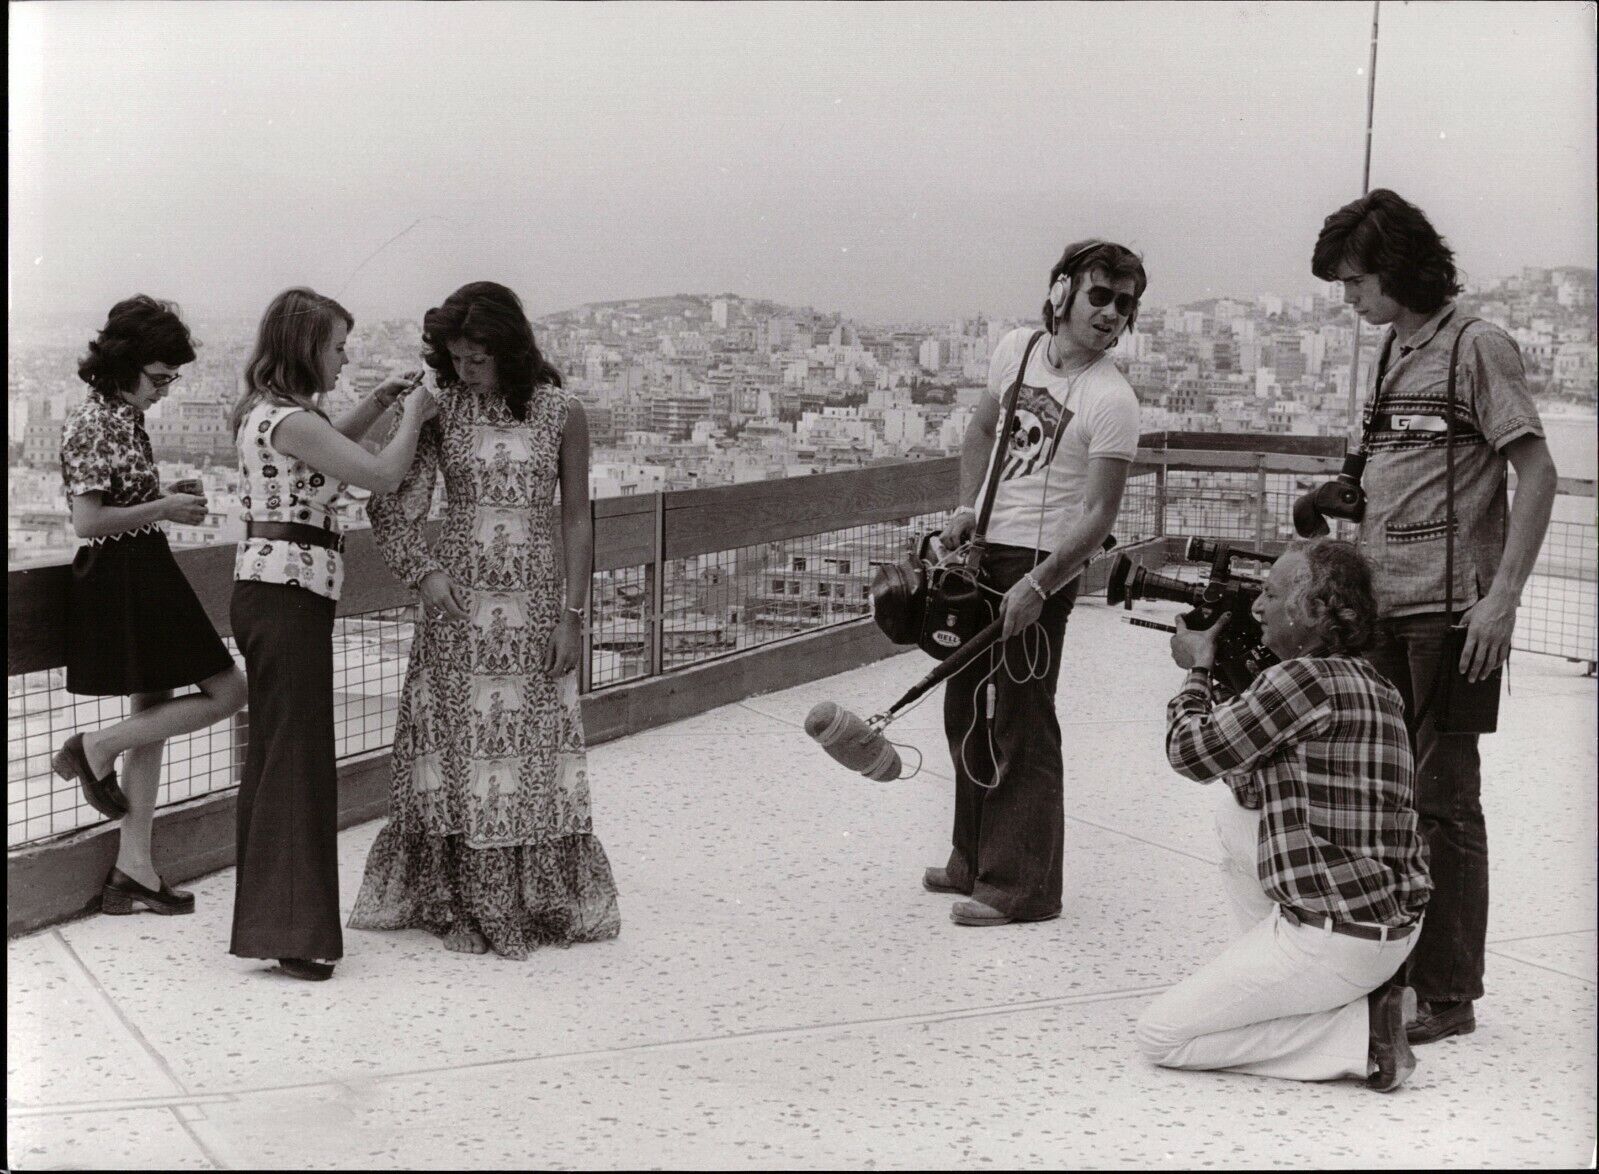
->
[1135, 791, 1418, 1082]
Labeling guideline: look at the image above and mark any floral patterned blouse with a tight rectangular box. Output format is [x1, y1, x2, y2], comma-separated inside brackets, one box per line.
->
[60, 390, 163, 542]
[233, 401, 349, 601]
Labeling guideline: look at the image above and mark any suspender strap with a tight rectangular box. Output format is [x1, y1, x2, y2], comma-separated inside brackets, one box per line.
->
[1358, 331, 1398, 457]
[1442, 317, 1481, 622]
[1358, 307, 1458, 457]
[1415, 315, 1481, 724]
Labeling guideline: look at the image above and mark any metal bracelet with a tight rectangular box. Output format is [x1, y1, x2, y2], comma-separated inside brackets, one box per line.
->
[1022, 572, 1049, 601]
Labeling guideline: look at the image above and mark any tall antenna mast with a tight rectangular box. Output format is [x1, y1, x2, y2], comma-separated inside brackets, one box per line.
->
[1347, 0, 1382, 442]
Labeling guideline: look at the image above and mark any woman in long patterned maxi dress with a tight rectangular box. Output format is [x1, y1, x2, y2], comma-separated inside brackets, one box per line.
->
[348, 282, 620, 958]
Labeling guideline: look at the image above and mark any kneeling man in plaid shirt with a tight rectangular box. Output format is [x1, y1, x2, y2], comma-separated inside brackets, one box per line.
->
[1136, 539, 1432, 1092]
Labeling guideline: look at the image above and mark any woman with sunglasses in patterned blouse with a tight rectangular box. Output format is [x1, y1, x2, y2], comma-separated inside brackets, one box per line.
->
[53, 296, 249, 917]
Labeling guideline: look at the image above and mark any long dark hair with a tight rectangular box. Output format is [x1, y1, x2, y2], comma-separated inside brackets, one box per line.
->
[422, 282, 561, 421]
[229, 287, 353, 437]
[78, 295, 197, 398]
[1311, 188, 1462, 314]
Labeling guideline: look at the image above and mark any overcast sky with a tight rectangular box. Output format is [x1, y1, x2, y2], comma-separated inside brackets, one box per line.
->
[9, 1, 1596, 326]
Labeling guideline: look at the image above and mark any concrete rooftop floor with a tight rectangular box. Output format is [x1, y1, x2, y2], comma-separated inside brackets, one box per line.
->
[7, 595, 1597, 1170]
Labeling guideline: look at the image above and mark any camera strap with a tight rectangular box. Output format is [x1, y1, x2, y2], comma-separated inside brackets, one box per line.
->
[1358, 308, 1458, 457]
[1416, 315, 1484, 726]
[971, 330, 1046, 546]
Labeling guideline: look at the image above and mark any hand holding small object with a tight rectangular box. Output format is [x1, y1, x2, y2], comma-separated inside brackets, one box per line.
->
[373, 369, 425, 408]
[1000, 576, 1045, 641]
[162, 493, 209, 525]
[405, 383, 438, 424]
[940, 507, 976, 551]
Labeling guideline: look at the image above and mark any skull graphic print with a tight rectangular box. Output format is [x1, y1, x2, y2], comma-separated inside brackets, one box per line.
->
[1001, 384, 1074, 482]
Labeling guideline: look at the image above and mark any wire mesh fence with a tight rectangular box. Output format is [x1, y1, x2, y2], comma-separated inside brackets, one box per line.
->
[7, 609, 417, 850]
[8, 463, 1592, 850]
[1514, 519, 1597, 664]
[589, 564, 651, 689]
[1142, 470, 1593, 665]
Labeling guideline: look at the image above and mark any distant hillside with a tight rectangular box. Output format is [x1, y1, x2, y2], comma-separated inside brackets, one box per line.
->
[536, 292, 825, 326]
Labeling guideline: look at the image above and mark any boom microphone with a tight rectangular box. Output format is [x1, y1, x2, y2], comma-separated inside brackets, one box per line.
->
[804, 702, 903, 781]
[884, 616, 1006, 716]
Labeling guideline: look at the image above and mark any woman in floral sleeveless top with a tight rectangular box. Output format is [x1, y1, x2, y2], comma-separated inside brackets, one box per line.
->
[226, 287, 435, 982]
[349, 281, 621, 958]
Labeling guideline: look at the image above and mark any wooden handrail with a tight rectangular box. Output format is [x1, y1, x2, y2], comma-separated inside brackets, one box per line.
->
[10, 448, 1593, 676]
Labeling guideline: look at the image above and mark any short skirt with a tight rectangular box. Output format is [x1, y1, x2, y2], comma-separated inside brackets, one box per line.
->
[65, 529, 235, 696]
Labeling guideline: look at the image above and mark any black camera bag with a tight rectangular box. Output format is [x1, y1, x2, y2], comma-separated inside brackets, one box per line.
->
[869, 331, 1045, 659]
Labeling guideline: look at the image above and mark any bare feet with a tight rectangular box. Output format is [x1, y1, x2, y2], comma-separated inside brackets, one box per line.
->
[442, 927, 490, 954]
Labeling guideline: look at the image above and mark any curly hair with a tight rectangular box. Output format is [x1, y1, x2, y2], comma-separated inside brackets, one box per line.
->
[1292, 538, 1379, 656]
[1310, 188, 1462, 314]
[77, 295, 197, 397]
[422, 282, 562, 422]
[229, 287, 353, 437]
[1041, 239, 1148, 339]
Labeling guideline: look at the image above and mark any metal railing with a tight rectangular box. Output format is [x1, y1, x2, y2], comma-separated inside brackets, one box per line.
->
[8, 440, 1594, 850]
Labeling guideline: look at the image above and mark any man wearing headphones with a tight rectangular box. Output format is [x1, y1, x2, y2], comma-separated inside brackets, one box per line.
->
[927, 240, 1146, 926]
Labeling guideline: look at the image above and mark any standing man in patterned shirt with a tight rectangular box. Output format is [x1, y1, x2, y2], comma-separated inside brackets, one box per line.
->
[1136, 540, 1431, 1092]
[1312, 190, 1558, 1045]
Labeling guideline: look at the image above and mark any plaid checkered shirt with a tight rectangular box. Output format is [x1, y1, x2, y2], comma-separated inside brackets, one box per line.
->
[1166, 655, 1431, 927]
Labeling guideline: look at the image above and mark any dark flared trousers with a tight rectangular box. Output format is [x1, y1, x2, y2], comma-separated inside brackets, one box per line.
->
[1368, 610, 1485, 1004]
[229, 581, 343, 962]
[942, 544, 1078, 919]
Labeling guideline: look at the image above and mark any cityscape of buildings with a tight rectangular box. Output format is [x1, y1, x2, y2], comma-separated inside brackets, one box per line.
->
[8, 266, 1596, 571]
[7, 267, 1596, 769]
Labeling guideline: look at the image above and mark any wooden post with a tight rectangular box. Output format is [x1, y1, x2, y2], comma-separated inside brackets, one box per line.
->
[1254, 455, 1270, 553]
[1154, 461, 1169, 540]
[580, 503, 595, 695]
[648, 492, 665, 678]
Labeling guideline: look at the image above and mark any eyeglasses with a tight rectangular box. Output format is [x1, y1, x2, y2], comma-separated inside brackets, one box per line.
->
[1084, 286, 1138, 317]
[142, 370, 183, 389]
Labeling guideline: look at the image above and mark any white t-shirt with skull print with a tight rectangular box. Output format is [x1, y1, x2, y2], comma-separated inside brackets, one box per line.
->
[974, 327, 1141, 552]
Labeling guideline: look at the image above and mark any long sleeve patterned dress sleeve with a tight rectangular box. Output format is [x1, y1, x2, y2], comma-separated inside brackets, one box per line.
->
[368, 416, 445, 590]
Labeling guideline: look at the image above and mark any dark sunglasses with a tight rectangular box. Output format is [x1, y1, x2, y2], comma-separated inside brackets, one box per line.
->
[1083, 286, 1138, 316]
[142, 370, 183, 389]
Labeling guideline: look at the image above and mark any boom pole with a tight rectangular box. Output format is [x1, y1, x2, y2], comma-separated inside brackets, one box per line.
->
[1346, 0, 1382, 443]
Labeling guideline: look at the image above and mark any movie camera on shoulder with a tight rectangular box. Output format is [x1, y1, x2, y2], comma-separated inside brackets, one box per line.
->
[1107, 537, 1279, 696]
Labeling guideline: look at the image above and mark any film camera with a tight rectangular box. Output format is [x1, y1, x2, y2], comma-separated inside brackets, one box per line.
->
[1292, 453, 1367, 537]
[1107, 537, 1280, 696]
